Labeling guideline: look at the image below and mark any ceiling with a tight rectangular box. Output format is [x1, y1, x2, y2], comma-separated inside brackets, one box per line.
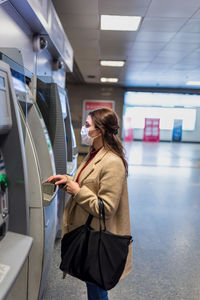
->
[52, 0, 200, 88]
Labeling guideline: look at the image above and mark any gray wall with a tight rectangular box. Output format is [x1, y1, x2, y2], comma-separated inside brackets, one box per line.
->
[66, 83, 124, 153]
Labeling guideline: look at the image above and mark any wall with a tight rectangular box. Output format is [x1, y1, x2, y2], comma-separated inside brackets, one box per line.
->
[126, 107, 200, 142]
[66, 83, 124, 153]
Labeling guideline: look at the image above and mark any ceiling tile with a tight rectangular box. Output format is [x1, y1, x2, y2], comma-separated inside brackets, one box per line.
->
[100, 47, 130, 58]
[131, 41, 166, 51]
[141, 17, 187, 32]
[72, 39, 99, 49]
[172, 63, 199, 71]
[78, 60, 100, 75]
[100, 67, 122, 77]
[171, 32, 200, 43]
[99, 0, 150, 16]
[130, 48, 162, 57]
[124, 62, 150, 71]
[99, 40, 133, 50]
[100, 31, 138, 42]
[59, 13, 99, 29]
[136, 31, 175, 42]
[147, 0, 200, 18]
[191, 8, 200, 18]
[163, 42, 200, 52]
[156, 50, 187, 59]
[127, 56, 154, 63]
[65, 28, 99, 42]
[52, 0, 98, 14]
[144, 63, 172, 72]
[152, 56, 181, 64]
[75, 46, 100, 59]
[181, 19, 200, 33]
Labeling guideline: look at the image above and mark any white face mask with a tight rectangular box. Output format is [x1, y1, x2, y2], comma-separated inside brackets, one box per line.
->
[81, 126, 97, 146]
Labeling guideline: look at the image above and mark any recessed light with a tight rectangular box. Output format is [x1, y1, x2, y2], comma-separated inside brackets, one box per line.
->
[186, 81, 200, 86]
[100, 60, 125, 67]
[100, 15, 142, 31]
[100, 77, 119, 83]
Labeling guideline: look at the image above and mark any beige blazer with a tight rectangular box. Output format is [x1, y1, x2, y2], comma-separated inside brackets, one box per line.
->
[62, 147, 132, 279]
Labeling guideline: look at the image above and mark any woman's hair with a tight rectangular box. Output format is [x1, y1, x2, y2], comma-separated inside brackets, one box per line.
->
[89, 108, 128, 176]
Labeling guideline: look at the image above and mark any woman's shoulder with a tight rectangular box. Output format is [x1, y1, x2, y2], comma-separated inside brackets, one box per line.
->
[103, 150, 124, 165]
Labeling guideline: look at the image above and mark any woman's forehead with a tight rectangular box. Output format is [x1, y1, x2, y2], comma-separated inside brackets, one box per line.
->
[86, 115, 92, 124]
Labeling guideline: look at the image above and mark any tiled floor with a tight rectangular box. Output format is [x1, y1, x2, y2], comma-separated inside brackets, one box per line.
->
[43, 141, 200, 300]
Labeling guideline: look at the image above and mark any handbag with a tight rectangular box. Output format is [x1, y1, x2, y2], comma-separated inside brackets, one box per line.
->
[60, 198, 133, 290]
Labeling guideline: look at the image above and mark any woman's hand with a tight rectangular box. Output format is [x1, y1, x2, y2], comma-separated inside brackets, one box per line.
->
[65, 181, 80, 196]
[45, 174, 67, 186]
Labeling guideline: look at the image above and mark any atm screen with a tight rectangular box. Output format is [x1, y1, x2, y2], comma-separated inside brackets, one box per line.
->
[0, 76, 5, 88]
[59, 91, 67, 116]
[12, 76, 27, 94]
[0, 89, 8, 118]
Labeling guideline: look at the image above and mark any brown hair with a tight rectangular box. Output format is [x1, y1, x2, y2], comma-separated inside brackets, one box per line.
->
[89, 108, 128, 176]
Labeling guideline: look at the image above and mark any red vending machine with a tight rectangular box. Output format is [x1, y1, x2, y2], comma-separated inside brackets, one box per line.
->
[124, 116, 134, 141]
[143, 118, 160, 142]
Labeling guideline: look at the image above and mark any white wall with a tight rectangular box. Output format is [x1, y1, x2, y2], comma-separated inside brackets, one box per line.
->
[132, 107, 200, 142]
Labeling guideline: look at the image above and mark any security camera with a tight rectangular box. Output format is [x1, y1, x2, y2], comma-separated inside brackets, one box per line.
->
[52, 59, 64, 71]
[33, 34, 48, 52]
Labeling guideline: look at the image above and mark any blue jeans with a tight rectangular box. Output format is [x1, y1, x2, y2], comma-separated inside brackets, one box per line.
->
[86, 282, 109, 300]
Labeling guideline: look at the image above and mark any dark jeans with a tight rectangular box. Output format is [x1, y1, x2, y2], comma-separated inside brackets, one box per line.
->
[86, 282, 109, 300]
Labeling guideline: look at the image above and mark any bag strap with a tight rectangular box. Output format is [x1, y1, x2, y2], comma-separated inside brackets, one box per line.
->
[85, 198, 106, 231]
[86, 214, 93, 226]
[98, 198, 106, 231]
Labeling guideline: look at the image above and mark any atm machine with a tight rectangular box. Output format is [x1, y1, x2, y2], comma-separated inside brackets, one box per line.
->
[11, 69, 58, 300]
[58, 86, 78, 176]
[37, 79, 78, 237]
[0, 56, 58, 299]
[0, 60, 33, 300]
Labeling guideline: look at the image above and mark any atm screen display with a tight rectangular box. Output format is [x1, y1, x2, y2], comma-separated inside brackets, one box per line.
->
[0, 89, 8, 117]
[12, 76, 27, 93]
[59, 91, 67, 116]
[0, 76, 5, 89]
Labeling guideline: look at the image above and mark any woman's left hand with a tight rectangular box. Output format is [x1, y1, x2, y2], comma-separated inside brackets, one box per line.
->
[65, 180, 80, 196]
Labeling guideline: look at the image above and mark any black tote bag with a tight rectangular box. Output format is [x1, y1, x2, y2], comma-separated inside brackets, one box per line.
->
[60, 198, 133, 290]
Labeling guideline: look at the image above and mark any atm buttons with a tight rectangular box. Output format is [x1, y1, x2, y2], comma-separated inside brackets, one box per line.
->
[0, 174, 9, 192]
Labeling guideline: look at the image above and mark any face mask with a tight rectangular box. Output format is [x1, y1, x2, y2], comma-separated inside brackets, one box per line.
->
[81, 126, 97, 146]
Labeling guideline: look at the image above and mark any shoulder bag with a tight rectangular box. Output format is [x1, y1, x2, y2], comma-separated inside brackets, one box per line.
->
[60, 198, 133, 290]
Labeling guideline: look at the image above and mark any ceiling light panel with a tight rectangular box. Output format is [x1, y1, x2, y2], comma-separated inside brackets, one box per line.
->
[100, 60, 125, 67]
[186, 81, 200, 86]
[100, 77, 119, 83]
[100, 15, 142, 31]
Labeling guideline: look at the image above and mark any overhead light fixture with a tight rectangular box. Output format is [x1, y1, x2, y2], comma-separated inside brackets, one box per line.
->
[100, 77, 119, 83]
[100, 60, 125, 67]
[100, 15, 141, 31]
[186, 81, 200, 86]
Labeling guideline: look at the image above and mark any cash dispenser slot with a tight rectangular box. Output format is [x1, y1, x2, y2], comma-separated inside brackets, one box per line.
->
[42, 182, 58, 207]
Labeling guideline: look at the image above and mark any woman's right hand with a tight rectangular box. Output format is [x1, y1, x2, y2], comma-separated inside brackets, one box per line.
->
[45, 174, 68, 186]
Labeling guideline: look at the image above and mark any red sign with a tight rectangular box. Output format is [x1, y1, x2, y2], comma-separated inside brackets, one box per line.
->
[82, 100, 115, 126]
[85, 101, 113, 111]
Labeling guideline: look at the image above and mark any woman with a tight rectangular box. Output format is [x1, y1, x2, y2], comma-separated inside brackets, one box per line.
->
[46, 108, 132, 300]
